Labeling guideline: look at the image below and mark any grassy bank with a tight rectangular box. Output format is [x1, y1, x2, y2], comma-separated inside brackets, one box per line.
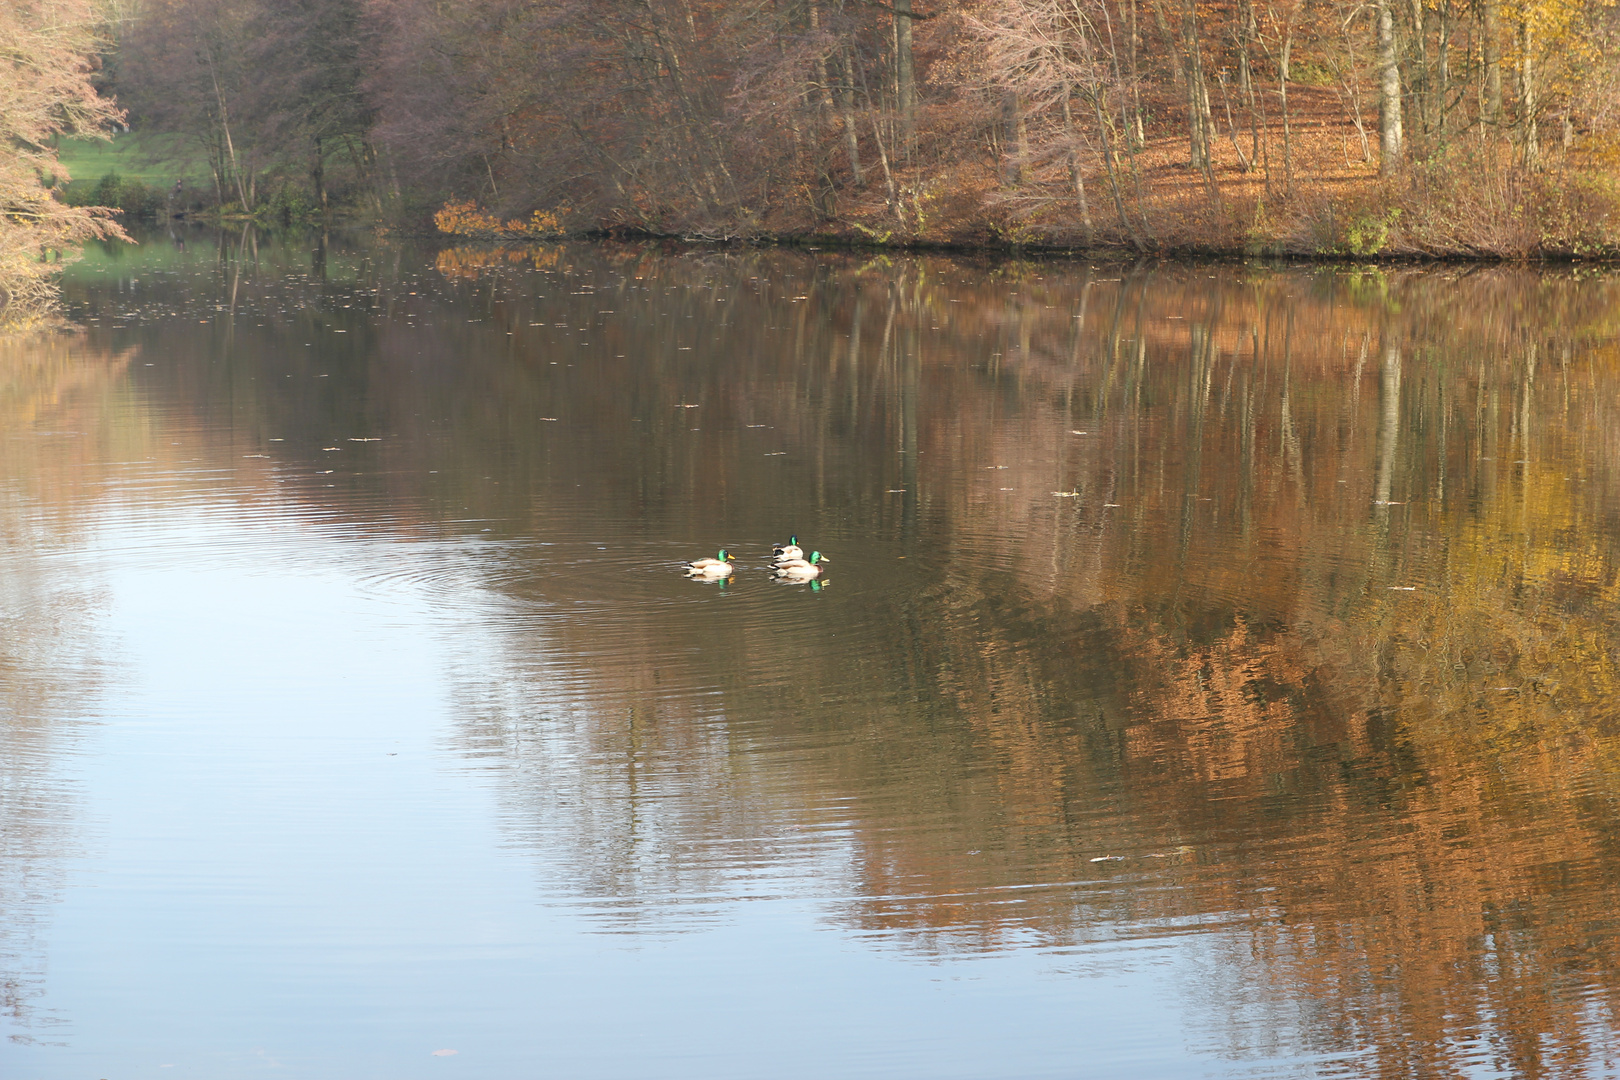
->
[53, 132, 208, 190]
[50, 133, 211, 219]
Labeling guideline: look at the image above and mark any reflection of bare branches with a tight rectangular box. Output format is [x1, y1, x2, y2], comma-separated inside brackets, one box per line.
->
[402, 250, 1620, 1077]
[444, 644, 825, 935]
[25, 241, 1620, 1074]
[0, 330, 125, 1040]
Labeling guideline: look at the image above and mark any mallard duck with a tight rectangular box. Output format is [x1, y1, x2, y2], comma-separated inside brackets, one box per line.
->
[772, 534, 803, 562]
[686, 549, 734, 578]
[774, 551, 828, 579]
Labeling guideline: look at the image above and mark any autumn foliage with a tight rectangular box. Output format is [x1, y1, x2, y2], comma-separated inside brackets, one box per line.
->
[0, 0, 126, 322]
[15, 0, 1620, 259]
[350, 0, 1620, 254]
[433, 200, 566, 240]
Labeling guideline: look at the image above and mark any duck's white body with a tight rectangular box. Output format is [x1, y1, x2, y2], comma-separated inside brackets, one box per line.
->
[687, 550, 734, 578]
[774, 551, 827, 580]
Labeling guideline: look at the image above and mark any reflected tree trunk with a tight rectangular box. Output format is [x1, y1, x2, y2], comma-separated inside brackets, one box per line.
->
[1376, 338, 1401, 506]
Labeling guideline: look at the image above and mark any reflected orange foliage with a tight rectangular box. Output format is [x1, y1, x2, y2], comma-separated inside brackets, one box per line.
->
[434, 244, 563, 278]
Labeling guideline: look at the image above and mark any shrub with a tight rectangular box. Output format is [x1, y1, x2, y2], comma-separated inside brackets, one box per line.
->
[267, 185, 316, 224]
[1344, 207, 1401, 256]
[434, 198, 567, 239]
[59, 171, 163, 219]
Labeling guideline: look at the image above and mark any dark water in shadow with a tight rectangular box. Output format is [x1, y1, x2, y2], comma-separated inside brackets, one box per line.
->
[3, 227, 1620, 1077]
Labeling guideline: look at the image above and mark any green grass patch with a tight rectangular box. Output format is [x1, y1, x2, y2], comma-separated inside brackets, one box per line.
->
[51, 131, 210, 192]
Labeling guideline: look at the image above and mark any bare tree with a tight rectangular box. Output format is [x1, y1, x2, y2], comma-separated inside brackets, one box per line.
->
[0, 0, 127, 319]
[971, 0, 1144, 244]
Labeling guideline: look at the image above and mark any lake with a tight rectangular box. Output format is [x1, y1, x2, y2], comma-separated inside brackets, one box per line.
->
[4, 228, 1620, 1078]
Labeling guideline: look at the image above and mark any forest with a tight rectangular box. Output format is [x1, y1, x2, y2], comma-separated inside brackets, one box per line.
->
[6, 0, 1620, 310]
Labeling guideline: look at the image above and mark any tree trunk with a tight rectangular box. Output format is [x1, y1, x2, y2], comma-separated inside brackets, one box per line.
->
[1238, 0, 1259, 163]
[809, 0, 833, 112]
[894, 0, 915, 153]
[1216, 71, 1251, 171]
[1090, 89, 1141, 247]
[209, 71, 249, 209]
[1001, 90, 1026, 185]
[838, 46, 864, 186]
[1128, 0, 1145, 147]
[1336, 18, 1373, 164]
[311, 135, 326, 214]
[1519, 20, 1537, 167]
[870, 105, 898, 210]
[1151, 0, 1186, 85]
[807, 0, 841, 194]
[1062, 96, 1094, 239]
[1377, 0, 1403, 175]
[1408, 0, 1428, 140]
[1182, 0, 1213, 173]
[1437, 4, 1450, 145]
[1279, 26, 1295, 188]
[1480, 0, 1501, 123]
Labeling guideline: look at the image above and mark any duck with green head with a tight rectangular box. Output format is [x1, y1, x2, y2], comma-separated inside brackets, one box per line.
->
[773, 550, 828, 580]
[772, 534, 803, 562]
[686, 549, 734, 578]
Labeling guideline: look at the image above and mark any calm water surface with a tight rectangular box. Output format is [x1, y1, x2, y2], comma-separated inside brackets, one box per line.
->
[4, 230, 1620, 1078]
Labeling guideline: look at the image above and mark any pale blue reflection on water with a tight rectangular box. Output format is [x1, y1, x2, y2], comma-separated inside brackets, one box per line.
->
[11, 507, 1221, 1080]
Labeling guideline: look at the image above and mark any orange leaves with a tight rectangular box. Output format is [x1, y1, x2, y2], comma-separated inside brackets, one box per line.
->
[434, 245, 563, 279]
[433, 199, 567, 240]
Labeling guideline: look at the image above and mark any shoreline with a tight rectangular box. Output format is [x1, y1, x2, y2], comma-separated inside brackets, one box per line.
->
[420, 226, 1606, 266]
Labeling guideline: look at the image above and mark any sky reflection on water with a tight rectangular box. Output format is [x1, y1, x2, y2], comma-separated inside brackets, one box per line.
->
[3, 229, 1620, 1077]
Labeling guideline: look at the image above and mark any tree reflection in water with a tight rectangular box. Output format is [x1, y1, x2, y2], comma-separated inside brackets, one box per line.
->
[433, 254, 1620, 1078]
[6, 235, 1620, 1075]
